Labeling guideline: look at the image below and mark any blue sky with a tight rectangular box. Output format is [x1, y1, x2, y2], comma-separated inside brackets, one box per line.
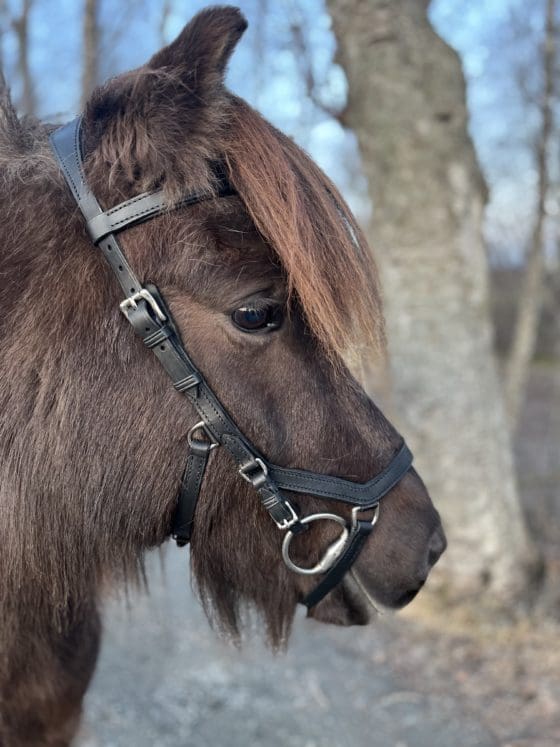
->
[1, 0, 552, 263]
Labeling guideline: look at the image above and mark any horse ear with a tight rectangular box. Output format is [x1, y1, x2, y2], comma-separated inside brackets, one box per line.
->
[83, 6, 248, 195]
[148, 6, 248, 84]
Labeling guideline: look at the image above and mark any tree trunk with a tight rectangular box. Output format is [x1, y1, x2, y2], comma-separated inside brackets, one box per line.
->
[11, 0, 35, 116]
[505, 0, 556, 430]
[327, 0, 539, 604]
[81, 0, 99, 109]
[158, 0, 171, 47]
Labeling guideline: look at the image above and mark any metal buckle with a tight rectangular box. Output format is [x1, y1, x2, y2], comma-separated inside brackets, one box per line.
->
[120, 288, 166, 322]
[238, 459, 298, 529]
[282, 513, 349, 575]
[187, 421, 219, 451]
[238, 457, 268, 484]
[351, 503, 380, 529]
[274, 500, 300, 530]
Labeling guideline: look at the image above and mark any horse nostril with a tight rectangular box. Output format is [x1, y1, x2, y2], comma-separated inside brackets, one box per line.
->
[427, 525, 447, 567]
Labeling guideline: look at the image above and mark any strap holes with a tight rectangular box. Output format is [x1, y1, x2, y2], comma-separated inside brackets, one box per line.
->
[118, 265, 123, 271]
[130, 287, 136, 293]
[107, 245, 112, 251]
[160, 344, 166, 351]
[145, 327, 150, 332]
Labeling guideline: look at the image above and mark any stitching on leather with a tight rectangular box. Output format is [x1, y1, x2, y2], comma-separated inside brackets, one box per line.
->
[178, 457, 198, 531]
[106, 191, 159, 216]
[105, 191, 204, 230]
[271, 478, 399, 502]
[271, 451, 410, 497]
[176, 453, 204, 533]
[106, 189, 197, 218]
[108, 201, 167, 230]
[192, 453, 204, 494]
[272, 475, 380, 498]
[272, 461, 402, 490]
[181, 454, 195, 491]
[52, 128, 81, 205]
[200, 389, 229, 431]
[104, 189, 225, 232]
[221, 434, 256, 466]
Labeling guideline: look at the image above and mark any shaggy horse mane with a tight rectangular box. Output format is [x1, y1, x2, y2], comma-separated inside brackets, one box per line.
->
[223, 96, 384, 361]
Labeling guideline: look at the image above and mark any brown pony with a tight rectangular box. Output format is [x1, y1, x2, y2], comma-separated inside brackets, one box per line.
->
[0, 7, 445, 746]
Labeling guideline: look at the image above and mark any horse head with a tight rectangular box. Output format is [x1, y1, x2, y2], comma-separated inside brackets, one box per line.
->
[0, 7, 445, 649]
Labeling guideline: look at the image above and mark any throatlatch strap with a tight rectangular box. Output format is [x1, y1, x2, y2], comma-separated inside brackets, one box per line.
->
[172, 445, 212, 547]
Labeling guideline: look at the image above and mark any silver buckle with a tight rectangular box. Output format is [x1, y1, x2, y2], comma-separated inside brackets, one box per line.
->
[351, 503, 380, 529]
[120, 289, 166, 322]
[274, 500, 300, 530]
[187, 421, 219, 451]
[238, 457, 268, 484]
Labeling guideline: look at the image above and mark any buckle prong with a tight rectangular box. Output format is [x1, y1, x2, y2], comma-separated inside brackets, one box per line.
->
[274, 501, 300, 530]
[120, 288, 166, 322]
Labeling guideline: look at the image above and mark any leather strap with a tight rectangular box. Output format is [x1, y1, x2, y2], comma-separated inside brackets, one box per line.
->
[172, 444, 212, 547]
[86, 183, 235, 244]
[51, 117, 235, 248]
[119, 284, 302, 531]
[269, 443, 413, 508]
[302, 519, 373, 608]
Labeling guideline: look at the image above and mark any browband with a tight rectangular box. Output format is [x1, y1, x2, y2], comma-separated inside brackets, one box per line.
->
[49, 116, 413, 609]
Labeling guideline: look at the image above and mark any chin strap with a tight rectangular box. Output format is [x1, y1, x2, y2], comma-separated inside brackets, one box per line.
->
[49, 115, 414, 609]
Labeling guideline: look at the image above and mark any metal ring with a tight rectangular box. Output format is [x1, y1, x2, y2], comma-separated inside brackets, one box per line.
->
[351, 503, 380, 529]
[187, 421, 219, 450]
[282, 513, 349, 576]
[238, 457, 268, 484]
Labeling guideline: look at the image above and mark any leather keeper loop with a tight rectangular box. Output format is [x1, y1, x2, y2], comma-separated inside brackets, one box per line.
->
[143, 325, 174, 348]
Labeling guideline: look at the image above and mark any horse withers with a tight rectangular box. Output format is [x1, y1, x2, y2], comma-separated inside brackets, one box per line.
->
[0, 7, 445, 745]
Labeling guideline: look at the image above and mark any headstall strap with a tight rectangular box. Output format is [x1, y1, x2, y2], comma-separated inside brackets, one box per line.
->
[49, 116, 414, 609]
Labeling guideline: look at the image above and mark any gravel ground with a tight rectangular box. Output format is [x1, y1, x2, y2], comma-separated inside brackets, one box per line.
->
[77, 550, 499, 747]
[77, 363, 560, 747]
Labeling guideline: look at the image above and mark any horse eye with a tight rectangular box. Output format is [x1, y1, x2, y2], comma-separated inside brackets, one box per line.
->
[231, 303, 283, 333]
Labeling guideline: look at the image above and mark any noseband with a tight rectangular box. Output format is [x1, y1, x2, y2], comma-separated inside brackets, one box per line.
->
[50, 117, 413, 609]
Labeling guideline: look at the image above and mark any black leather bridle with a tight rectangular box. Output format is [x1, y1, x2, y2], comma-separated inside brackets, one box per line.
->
[49, 116, 414, 609]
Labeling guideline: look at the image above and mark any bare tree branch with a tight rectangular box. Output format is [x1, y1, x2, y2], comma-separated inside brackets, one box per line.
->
[99, 0, 145, 79]
[81, 0, 100, 109]
[0, 0, 6, 90]
[288, 12, 345, 122]
[11, 0, 35, 116]
[505, 0, 557, 429]
[251, 0, 268, 108]
[159, 0, 171, 47]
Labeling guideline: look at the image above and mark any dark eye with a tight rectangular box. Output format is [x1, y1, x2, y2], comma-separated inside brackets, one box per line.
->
[231, 303, 283, 333]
